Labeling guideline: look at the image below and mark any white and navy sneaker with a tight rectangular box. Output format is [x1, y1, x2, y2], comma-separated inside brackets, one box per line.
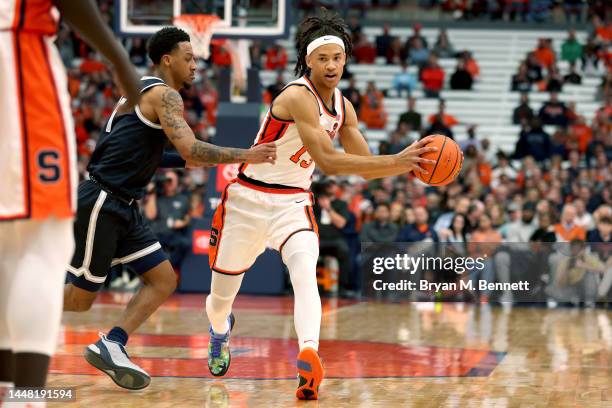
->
[84, 332, 150, 390]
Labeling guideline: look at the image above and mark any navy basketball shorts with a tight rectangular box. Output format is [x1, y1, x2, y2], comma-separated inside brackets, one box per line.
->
[66, 180, 168, 292]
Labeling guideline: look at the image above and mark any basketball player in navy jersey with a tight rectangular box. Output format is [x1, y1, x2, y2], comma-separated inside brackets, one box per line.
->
[204, 11, 437, 399]
[63, 27, 276, 390]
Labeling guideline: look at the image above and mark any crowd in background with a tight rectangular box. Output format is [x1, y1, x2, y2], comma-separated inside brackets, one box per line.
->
[56, 2, 611, 304]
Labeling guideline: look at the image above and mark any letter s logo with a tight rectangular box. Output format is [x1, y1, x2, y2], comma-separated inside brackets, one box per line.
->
[37, 150, 61, 183]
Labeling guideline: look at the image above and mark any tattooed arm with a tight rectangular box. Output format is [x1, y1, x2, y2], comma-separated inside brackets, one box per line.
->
[153, 87, 276, 165]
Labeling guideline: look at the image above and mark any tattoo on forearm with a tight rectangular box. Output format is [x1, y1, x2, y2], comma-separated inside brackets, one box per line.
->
[190, 142, 247, 164]
[161, 88, 190, 140]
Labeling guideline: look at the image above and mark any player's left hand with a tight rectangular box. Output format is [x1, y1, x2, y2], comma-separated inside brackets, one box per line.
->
[245, 142, 277, 164]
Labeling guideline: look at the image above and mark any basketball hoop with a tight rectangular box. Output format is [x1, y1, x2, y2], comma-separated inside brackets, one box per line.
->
[173, 14, 221, 60]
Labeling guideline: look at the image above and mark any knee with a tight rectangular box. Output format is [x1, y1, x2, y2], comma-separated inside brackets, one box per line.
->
[64, 285, 95, 312]
[145, 265, 177, 296]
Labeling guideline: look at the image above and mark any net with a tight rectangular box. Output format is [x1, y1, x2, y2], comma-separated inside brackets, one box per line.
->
[173, 14, 221, 59]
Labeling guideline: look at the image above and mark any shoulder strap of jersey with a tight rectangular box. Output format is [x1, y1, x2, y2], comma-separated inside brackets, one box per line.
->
[270, 76, 321, 117]
[140, 76, 167, 94]
[335, 88, 346, 127]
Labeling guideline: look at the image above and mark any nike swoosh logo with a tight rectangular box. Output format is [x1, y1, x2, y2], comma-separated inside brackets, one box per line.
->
[295, 199, 306, 204]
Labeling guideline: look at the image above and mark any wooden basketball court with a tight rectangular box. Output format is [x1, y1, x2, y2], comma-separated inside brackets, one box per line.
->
[49, 293, 611, 407]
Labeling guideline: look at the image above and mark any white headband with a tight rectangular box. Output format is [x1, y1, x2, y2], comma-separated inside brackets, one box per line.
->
[306, 35, 345, 56]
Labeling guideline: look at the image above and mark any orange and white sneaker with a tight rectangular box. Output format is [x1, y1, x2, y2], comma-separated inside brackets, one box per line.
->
[295, 347, 324, 400]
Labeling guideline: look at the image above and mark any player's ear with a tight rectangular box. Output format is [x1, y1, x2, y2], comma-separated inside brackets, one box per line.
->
[161, 54, 172, 67]
[306, 53, 313, 70]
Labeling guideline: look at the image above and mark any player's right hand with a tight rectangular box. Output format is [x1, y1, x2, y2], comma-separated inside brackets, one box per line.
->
[112, 62, 142, 108]
[245, 142, 277, 164]
[395, 135, 438, 175]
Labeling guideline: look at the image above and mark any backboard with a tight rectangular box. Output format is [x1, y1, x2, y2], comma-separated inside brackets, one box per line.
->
[115, 0, 289, 39]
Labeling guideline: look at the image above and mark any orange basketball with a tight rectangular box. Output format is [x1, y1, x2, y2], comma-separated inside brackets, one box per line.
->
[415, 135, 463, 186]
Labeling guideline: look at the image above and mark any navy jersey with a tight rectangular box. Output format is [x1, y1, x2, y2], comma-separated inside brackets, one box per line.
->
[87, 76, 168, 200]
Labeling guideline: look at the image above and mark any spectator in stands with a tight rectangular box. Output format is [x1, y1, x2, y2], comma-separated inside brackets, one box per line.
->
[360, 81, 388, 129]
[468, 213, 501, 302]
[433, 29, 456, 58]
[397, 96, 422, 132]
[581, 37, 602, 75]
[592, 15, 612, 44]
[480, 138, 497, 166]
[420, 54, 445, 98]
[313, 180, 354, 295]
[564, 62, 582, 84]
[438, 213, 468, 255]
[128, 37, 148, 67]
[249, 40, 264, 69]
[199, 78, 219, 126]
[526, 52, 544, 82]
[434, 197, 471, 234]
[408, 38, 430, 67]
[563, 0, 585, 23]
[554, 203, 587, 241]
[211, 41, 232, 68]
[392, 62, 417, 97]
[545, 239, 603, 307]
[353, 32, 377, 64]
[265, 43, 288, 71]
[561, 29, 583, 64]
[405, 23, 429, 52]
[534, 38, 556, 69]
[360, 203, 399, 242]
[491, 152, 518, 187]
[569, 115, 593, 154]
[514, 118, 552, 161]
[426, 117, 454, 139]
[343, 77, 362, 115]
[264, 72, 286, 104]
[573, 198, 594, 230]
[387, 131, 408, 154]
[462, 51, 480, 80]
[376, 24, 395, 57]
[144, 171, 191, 268]
[396, 206, 439, 242]
[347, 14, 363, 43]
[450, 59, 473, 90]
[386, 37, 407, 65]
[539, 92, 569, 126]
[541, 65, 564, 92]
[428, 99, 459, 128]
[504, 0, 528, 21]
[513, 92, 535, 125]
[512, 63, 533, 92]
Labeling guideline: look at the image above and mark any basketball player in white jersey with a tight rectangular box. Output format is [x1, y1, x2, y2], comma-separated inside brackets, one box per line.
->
[205, 10, 438, 399]
[0, 0, 141, 398]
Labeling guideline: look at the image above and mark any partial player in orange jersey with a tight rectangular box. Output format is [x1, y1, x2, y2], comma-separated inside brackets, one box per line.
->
[204, 9, 438, 400]
[0, 0, 141, 393]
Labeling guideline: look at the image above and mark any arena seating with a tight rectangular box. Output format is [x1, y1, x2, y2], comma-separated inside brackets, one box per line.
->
[259, 28, 601, 153]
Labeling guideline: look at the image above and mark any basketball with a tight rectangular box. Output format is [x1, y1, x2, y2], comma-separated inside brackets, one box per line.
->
[415, 134, 463, 186]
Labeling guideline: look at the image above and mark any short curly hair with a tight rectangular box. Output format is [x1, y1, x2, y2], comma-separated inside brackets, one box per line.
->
[147, 26, 190, 65]
[294, 9, 352, 77]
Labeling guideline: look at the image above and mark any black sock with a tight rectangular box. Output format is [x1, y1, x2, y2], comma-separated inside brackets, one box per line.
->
[13, 352, 50, 387]
[0, 349, 14, 383]
[107, 326, 129, 346]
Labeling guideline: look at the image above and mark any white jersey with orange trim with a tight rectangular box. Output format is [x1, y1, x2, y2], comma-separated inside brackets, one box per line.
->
[239, 76, 345, 191]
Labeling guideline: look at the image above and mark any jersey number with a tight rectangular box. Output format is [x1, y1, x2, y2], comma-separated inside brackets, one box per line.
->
[289, 146, 313, 168]
[37, 150, 61, 183]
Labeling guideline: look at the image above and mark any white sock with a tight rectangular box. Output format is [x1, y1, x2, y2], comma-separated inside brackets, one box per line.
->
[282, 231, 321, 351]
[205, 272, 243, 335]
